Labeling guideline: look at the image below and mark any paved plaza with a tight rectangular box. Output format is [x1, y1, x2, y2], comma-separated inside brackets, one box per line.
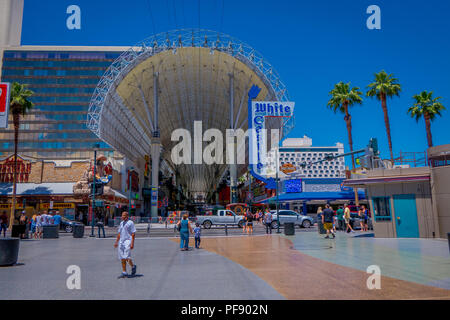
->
[1, 229, 450, 300]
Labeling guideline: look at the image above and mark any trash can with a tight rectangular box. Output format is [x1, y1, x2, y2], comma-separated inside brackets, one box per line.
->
[284, 222, 295, 236]
[73, 224, 84, 238]
[0, 238, 20, 266]
[43, 225, 59, 239]
[317, 221, 326, 234]
[11, 225, 22, 238]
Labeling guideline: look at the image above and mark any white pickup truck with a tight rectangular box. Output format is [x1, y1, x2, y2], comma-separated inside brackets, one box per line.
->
[195, 209, 245, 229]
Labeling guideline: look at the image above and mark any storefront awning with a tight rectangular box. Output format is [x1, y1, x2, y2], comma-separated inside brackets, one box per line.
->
[0, 183, 75, 196]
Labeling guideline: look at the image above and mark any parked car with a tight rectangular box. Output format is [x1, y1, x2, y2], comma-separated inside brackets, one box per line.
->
[270, 210, 315, 229]
[195, 209, 245, 229]
[60, 217, 84, 233]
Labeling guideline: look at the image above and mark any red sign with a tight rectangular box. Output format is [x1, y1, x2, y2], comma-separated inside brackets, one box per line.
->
[0, 83, 8, 113]
[0, 155, 32, 183]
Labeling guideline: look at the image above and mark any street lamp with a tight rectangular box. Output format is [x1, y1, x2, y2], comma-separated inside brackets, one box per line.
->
[276, 148, 280, 234]
[90, 143, 100, 237]
[128, 166, 134, 216]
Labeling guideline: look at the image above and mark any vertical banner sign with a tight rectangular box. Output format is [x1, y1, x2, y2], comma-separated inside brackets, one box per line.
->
[0, 83, 11, 129]
[151, 187, 158, 212]
[250, 101, 295, 177]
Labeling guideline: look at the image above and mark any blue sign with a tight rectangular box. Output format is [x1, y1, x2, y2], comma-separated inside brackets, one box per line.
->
[285, 179, 302, 193]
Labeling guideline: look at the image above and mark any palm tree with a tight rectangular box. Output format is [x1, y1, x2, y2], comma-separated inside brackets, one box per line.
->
[9, 82, 34, 228]
[408, 91, 445, 148]
[327, 82, 363, 168]
[366, 70, 401, 163]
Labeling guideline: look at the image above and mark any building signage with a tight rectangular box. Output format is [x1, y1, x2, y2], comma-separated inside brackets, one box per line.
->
[0, 155, 32, 183]
[0, 83, 11, 129]
[127, 170, 140, 193]
[280, 163, 297, 174]
[40, 203, 75, 209]
[250, 101, 295, 177]
[150, 187, 158, 208]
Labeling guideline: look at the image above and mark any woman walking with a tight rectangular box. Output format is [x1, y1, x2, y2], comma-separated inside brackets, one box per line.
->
[177, 214, 193, 251]
[246, 211, 254, 235]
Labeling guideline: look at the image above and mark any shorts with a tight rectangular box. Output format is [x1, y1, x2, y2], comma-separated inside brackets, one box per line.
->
[31, 225, 36, 233]
[247, 222, 253, 226]
[37, 225, 43, 232]
[118, 240, 132, 260]
[324, 223, 333, 231]
[363, 218, 368, 224]
[344, 218, 350, 224]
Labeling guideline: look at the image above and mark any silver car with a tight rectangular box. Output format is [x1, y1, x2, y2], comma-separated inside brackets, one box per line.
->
[270, 210, 314, 229]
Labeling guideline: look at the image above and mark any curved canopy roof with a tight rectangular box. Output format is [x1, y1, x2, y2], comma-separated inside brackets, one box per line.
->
[87, 29, 293, 195]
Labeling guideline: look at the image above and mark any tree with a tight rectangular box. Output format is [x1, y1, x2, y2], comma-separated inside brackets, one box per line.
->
[327, 82, 363, 168]
[366, 70, 401, 163]
[408, 91, 445, 148]
[9, 82, 34, 229]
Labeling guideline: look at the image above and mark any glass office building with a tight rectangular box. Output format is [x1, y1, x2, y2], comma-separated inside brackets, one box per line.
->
[0, 50, 122, 159]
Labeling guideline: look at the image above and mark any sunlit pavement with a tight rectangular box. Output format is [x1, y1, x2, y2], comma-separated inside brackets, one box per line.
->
[0, 236, 283, 300]
[1, 231, 449, 300]
[286, 231, 450, 290]
[195, 233, 450, 299]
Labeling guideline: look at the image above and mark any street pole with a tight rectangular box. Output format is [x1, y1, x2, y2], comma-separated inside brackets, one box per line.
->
[129, 167, 133, 215]
[90, 149, 97, 237]
[276, 148, 280, 234]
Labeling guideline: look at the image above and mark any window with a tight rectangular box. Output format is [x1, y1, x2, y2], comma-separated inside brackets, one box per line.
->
[372, 197, 391, 221]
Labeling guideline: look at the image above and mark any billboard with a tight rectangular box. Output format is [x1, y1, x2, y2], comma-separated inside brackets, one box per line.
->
[249, 101, 295, 177]
[0, 83, 11, 129]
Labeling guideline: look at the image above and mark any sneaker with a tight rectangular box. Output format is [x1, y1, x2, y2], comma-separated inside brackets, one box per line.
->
[324, 236, 330, 239]
[131, 265, 137, 276]
[119, 272, 128, 278]
[332, 233, 336, 238]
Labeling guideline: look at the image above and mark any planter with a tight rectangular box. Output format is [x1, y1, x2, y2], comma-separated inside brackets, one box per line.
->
[73, 224, 85, 238]
[0, 238, 20, 266]
[284, 222, 295, 236]
[43, 225, 59, 239]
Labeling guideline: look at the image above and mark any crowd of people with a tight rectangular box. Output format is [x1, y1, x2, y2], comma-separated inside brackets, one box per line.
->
[317, 203, 370, 239]
[0, 210, 62, 239]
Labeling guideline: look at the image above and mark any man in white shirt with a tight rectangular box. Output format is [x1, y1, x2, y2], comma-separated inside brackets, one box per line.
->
[114, 211, 137, 278]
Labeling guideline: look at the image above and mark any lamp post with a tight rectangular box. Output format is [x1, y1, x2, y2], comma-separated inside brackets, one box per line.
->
[128, 166, 134, 216]
[90, 144, 100, 237]
[276, 148, 280, 234]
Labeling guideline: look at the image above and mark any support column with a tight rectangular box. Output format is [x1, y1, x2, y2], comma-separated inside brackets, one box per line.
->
[229, 74, 238, 203]
[151, 72, 161, 218]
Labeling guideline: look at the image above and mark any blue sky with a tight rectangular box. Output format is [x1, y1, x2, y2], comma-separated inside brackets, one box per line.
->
[21, 0, 450, 159]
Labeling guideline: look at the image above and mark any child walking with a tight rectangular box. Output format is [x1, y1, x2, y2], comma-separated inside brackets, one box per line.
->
[194, 223, 201, 249]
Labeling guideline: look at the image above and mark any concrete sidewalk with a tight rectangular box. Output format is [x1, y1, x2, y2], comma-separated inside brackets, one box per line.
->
[0, 236, 283, 300]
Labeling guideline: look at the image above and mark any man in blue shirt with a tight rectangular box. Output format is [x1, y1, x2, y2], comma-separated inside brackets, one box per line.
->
[53, 211, 62, 227]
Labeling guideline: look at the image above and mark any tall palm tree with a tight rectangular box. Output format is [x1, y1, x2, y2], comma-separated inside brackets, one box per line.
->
[366, 70, 401, 163]
[9, 82, 34, 228]
[327, 82, 363, 168]
[408, 91, 445, 148]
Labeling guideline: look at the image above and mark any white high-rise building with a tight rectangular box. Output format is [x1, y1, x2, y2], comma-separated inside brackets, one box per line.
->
[266, 136, 346, 179]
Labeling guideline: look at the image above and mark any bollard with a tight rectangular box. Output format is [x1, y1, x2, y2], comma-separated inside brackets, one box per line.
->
[448, 233, 450, 253]
[225, 224, 228, 236]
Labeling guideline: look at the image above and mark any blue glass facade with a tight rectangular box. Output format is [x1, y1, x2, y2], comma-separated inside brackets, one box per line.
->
[0, 50, 122, 159]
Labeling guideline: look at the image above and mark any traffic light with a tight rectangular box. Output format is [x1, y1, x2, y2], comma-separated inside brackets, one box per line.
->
[369, 138, 379, 155]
